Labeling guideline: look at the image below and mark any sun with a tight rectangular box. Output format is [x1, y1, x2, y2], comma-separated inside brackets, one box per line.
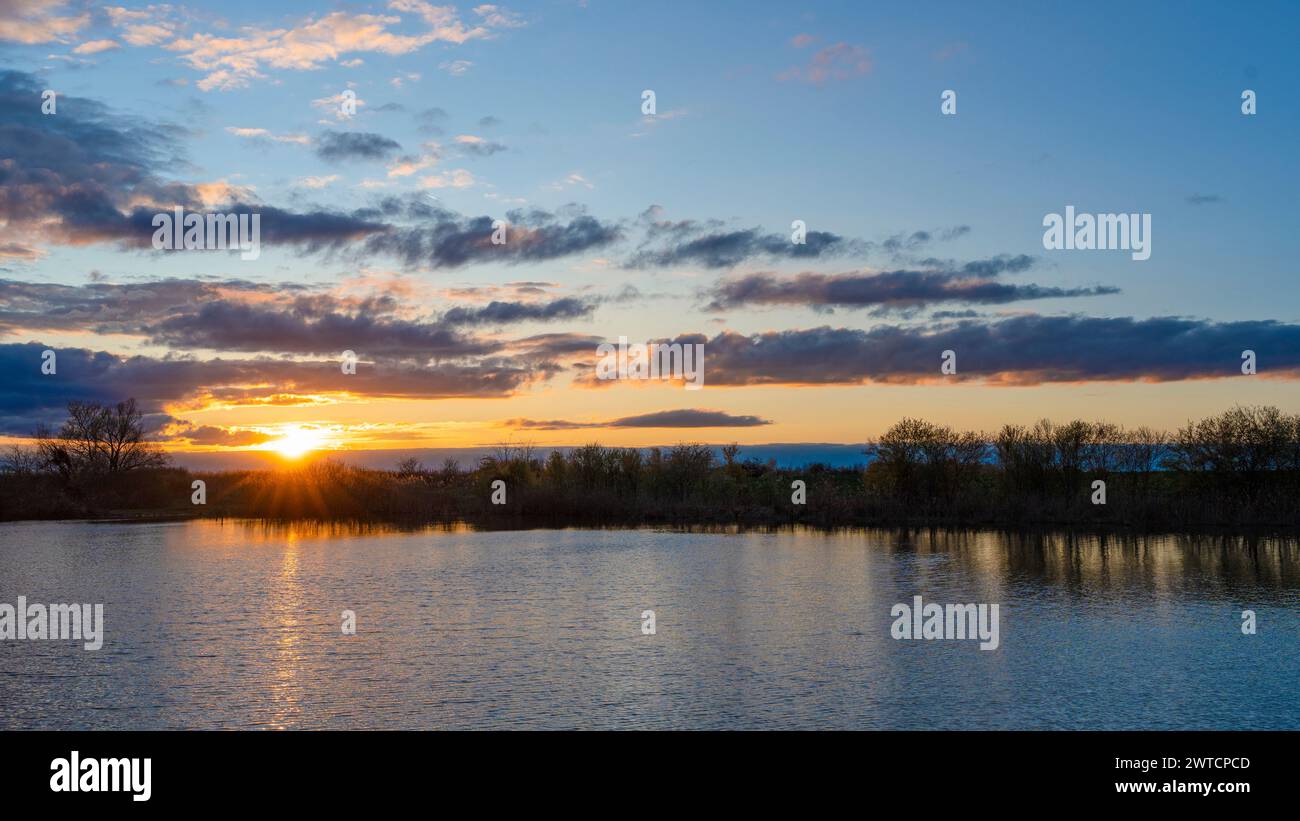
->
[267, 425, 324, 459]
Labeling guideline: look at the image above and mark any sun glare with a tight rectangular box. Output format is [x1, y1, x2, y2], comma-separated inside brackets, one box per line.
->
[268, 426, 323, 459]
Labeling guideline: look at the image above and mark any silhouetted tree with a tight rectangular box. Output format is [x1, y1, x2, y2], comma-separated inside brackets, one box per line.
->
[36, 399, 168, 480]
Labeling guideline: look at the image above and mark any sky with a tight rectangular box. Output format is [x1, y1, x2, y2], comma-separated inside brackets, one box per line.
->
[1, 0, 1298, 464]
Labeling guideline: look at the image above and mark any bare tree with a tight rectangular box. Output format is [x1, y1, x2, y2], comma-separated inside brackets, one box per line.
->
[36, 399, 168, 479]
[395, 456, 424, 478]
[0, 444, 43, 475]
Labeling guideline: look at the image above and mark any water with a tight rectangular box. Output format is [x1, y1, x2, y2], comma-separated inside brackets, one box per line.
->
[0, 519, 1296, 729]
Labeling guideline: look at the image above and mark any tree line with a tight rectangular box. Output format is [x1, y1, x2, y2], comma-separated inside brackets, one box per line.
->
[1, 400, 1298, 529]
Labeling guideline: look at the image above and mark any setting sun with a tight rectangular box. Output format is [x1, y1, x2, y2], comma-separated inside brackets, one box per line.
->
[267, 426, 324, 459]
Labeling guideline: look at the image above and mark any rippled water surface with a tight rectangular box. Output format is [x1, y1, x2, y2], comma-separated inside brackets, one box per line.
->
[1, 519, 1297, 729]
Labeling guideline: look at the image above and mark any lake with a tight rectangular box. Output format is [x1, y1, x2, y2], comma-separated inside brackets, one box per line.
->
[1, 519, 1296, 729]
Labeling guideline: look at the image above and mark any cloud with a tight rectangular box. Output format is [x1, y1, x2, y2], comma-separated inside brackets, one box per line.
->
[508, 332, 603, 359]
[0, 277, 281, 335]
[0, 243, 42, 260]
[387, 142, 442, 177]
[881, 225, 970, 255]
[0, 278, 598, 361]
[628, 226, 861, 269]
[0, 71, 183, 249]
[504, 409, 771, 430]
[316, 130, 402, 162]
[442, 297, 595, 326]
[297, 175, 340, 189]
[454, 134, 507, 157]
[549, 172, 594, 191]
[1187, 193, 1225, 205]
[472, 4, 525, 28]
[161, 422, 275, 447]
[418, 169, 475, 189]
[159, 4, 520, 91]
[648, 316, 1300, 387]
[0, 70, 387, 255]
[143, 300, 494, 358]
[629, 208, 976, 270]
[141, 202, 384, 252]
[0, 341, 546, 434]
[0, 0, 88, 44]
[415, 106, 448, 134]
[103, 5, 177, 47]
[225, 126, 311, 145]
[361, 200, 622, 269]
[777, 42, 872, 83]
[704, 256, 1117, 312]
[439, 59, 473, 76]
[72, 38, 120, 54]
[312, 90, 366, 121]
[0, 71, 971, 279]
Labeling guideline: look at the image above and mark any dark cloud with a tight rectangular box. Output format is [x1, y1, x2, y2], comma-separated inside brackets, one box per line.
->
[0, 70, 387, 254]
[4, 75, 888, 274]
[704, 255, 1115, 311]
[0, 278, 598, 358]
[0, 342, 544, 435]
[948, 254, 1035, 277]
[315, 130, 402, 162]
[144, 299, 497, 358]
[629, 206, 969, 269]
[236, 203, 386, 249]
[363, 201, 622, 269]
[882, 225, 970, 253]
[442, 297, 594, 326]
[1187, 193, 1224, 205]
[622, 315, 1300, 387]
[116, 202, 385, 252]
[0, 69, 185, 245]
[509, 333, 604, 359]
[0, 277, 294, 334]
[610, 409, 772, 427]
[628, 226, 858, 269]
[505, 409, 772, 430]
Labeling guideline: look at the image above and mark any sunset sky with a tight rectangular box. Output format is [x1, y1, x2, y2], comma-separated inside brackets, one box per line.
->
[2, 0, 1298, 462]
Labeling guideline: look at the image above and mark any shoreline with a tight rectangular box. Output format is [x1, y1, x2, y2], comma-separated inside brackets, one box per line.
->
[3, 510, 1297, 540]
